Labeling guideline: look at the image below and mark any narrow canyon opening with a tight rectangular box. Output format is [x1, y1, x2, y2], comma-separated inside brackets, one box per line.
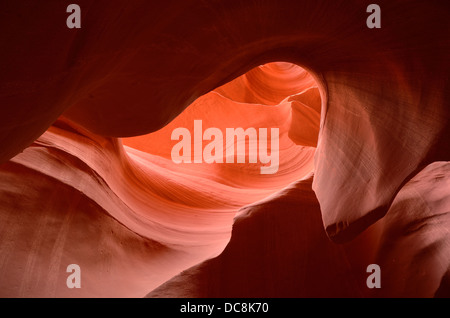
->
[1, 0, 448, 298]
[122, 61, 322, 194]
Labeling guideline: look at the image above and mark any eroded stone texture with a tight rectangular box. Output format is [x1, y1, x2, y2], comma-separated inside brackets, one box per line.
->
[0, 0, 449, 297]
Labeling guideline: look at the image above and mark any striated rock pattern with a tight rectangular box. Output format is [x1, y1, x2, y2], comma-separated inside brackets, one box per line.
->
[0, 0, 449, 297]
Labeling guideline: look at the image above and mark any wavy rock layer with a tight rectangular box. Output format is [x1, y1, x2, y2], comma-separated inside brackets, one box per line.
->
[0, 0, 449, 297]
[147, 177, 381, 298]
[1, 0, 449, 241]
[148, 163, 450, 297]
[371, 162, 450, 297]
[0, 63, 317, 296]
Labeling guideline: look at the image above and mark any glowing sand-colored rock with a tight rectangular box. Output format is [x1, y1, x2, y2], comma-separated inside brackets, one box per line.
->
[1, 1, 448, 242]
[0, 0, 449, 298]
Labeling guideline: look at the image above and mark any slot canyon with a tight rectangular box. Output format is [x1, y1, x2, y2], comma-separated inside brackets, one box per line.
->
[0, 1, 449, 298]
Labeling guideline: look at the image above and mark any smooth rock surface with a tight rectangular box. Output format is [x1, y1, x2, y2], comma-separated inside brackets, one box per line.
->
[0, 0, 449, 297]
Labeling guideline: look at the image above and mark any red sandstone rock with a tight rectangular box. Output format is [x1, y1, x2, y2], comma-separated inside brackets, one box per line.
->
[148, 163, 450, 297]
[370, 162, 450, 297]
[147, 176, 382, 297]
[0, 80, 317, 296]
[0, 0, 449, 297]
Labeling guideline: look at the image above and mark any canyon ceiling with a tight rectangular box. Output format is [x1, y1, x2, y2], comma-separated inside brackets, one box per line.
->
[0, 0, 449, 297]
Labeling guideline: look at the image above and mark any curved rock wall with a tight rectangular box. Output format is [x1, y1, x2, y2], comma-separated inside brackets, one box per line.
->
[0, 0, 449, 297]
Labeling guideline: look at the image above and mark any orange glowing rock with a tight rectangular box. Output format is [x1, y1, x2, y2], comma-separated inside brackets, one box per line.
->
[0, 0, 449, 298]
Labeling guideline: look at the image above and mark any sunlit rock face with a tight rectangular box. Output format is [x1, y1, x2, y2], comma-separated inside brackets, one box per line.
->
[0, 0, 449, 297]
[0, 62, 318, 297]
[148, 162, 450, 298]
[147, 176, 381, 298]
